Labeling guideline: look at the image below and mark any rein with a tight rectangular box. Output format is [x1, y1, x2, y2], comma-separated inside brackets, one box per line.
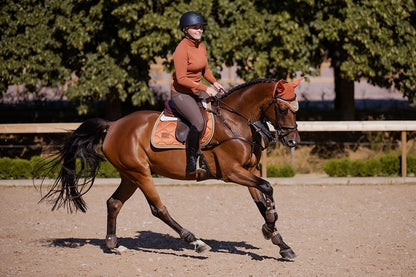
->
[204, 99, 258, 150]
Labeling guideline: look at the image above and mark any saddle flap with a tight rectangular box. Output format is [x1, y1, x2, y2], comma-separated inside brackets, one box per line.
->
[175, 120, 190, 143]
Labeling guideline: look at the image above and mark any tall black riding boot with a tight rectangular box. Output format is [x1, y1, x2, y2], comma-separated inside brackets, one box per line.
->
[185, 126, 206, 175]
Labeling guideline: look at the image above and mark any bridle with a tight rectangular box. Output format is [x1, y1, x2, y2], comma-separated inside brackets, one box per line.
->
[205, 81, 298, 150]
[262, 82, 298, 145]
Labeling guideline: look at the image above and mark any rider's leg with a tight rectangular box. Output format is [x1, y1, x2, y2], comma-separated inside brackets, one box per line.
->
[171, 92, 206, 175]
[185, 125, 206, 174]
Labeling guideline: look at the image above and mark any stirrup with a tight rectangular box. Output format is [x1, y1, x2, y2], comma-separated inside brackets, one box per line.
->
[195, 155, 207, 174]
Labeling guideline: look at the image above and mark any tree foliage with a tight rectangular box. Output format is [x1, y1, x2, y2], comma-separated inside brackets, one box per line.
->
[1, 0, 415, 118]
[207, 0, 319, 80]
[308, 0, 416, 118]
[0, 1, 71, 92]
[0, 0, 181, 115]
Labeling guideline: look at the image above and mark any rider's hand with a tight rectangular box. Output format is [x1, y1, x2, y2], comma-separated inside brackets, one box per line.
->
[213, 82, 225, 93]
[206, 86, 218, 97]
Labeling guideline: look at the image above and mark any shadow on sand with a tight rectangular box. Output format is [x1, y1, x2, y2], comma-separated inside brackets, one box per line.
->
[42, 230, 290, 261]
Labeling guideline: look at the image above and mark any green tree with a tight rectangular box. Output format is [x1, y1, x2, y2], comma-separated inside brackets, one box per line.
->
[1, 0, 415, 121]
[0, 1, 71, 93]
[312, 0, 416, 119]
[209, 0, 319, 80]
[215, 0, 416, 120]
[0, 0, 180, 118]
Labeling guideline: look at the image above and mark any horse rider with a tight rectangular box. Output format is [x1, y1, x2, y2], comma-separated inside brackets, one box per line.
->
[171, 11, 225, 175]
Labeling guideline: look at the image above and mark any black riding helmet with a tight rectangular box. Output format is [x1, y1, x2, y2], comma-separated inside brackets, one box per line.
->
[179, 11, 206, 30]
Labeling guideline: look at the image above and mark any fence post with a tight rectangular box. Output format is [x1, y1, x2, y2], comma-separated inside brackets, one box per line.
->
[402, 131, 407, 177]
[261, 153, 268, 177]
[291, 147, 295, 167]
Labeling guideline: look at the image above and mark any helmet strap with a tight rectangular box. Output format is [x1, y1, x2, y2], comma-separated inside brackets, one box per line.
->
[184, 28, 200, 42]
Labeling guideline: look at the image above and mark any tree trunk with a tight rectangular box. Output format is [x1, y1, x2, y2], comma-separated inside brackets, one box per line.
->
[105, 90, 123, 121]
[333, 65, 355, 120]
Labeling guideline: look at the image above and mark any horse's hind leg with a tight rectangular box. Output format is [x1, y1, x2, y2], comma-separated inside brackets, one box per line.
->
[248, 186, 296, 259]
[106, 178, 137, 249]
[135, 173, 210, 253]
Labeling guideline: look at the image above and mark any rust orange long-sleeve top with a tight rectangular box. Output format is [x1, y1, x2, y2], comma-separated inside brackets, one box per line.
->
[172, 37, 217, 95]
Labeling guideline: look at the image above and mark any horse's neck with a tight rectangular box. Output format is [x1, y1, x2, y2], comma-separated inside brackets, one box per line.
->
[221, 87, 267, 122]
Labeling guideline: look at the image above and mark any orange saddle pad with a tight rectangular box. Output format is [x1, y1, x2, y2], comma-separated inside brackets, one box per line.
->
[150, 112, 214, 149]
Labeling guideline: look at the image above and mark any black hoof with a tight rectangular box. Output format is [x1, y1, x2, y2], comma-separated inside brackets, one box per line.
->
[280, 248, 296, 260]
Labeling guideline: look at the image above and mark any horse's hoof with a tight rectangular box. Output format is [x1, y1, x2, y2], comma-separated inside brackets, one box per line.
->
[280, 248, 296, 260]
[191, 239, 211, 253]
[106, 235, 118, 249]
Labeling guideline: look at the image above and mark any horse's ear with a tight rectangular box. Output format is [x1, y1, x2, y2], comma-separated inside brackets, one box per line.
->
[276, 79, 285, 93]
[291, 77, 304, 88]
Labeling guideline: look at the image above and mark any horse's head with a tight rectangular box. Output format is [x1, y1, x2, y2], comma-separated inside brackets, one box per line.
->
[263, 77, 303, 148]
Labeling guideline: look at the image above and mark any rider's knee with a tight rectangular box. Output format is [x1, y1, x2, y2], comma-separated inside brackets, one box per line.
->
[193, 121, 204, 133]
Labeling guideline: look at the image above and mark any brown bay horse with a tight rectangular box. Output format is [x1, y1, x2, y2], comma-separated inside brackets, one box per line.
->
[40, 78, 302, 259]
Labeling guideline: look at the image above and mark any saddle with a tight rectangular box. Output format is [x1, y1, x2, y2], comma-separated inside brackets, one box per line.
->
[151, 100, 214, 149]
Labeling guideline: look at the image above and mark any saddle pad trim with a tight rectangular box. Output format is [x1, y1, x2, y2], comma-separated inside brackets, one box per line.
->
[160, 114, 177, 121]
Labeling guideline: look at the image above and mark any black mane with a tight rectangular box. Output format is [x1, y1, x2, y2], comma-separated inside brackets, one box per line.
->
[220, 78, 279, 99]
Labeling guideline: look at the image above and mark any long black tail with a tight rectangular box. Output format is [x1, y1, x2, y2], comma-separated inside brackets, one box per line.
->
[39, 118, 109, 213]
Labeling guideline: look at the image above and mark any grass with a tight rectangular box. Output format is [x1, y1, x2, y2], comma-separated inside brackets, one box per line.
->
[264, 138, 416, 174]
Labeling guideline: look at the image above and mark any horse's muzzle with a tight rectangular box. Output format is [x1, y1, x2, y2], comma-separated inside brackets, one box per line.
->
[286, 139, 297, 148]
[280, 130, 300, 148]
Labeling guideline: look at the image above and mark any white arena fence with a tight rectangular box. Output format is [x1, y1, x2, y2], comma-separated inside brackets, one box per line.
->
[1, 121, 415, 177]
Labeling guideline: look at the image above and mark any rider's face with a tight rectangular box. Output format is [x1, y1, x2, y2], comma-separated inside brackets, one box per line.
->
[186, 25, 204, 40]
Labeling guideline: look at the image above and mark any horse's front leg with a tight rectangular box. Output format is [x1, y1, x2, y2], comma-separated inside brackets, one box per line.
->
[248, 186, 296, 259]
[225, 164, 295, 259]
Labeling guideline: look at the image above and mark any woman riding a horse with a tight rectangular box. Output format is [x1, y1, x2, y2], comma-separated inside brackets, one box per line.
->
[39, 11, 303, 260]
[171, 11, 225, 175]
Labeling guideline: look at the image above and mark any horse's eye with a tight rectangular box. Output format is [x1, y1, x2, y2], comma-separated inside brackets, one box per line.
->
[280, 108, 288, 115]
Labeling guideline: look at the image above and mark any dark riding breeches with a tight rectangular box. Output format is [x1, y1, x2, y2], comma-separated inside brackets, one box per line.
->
[171, 91, 204, 132]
